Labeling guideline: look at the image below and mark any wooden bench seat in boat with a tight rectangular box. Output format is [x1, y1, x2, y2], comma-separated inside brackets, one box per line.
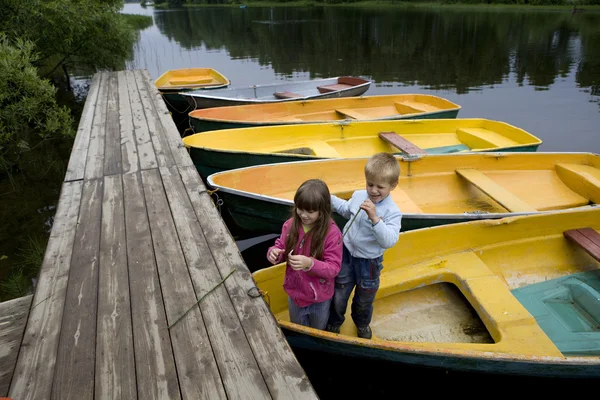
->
[378, 131, 428, 156]
[273, 91, 303, 99]
[394, 101, 431, 115]
[305, 142, 341, 158]
[564, 227, 600, 262]
[455, 128, 517, 149]
[555, 163, 600, 204]
[168, 76, 213, 85]
[455, 169, 537, 213]
[316, 83, 352, 94]
[390, 187, 424, 214]
[378, 251, 563, 356]
[335, 108, 370, 120]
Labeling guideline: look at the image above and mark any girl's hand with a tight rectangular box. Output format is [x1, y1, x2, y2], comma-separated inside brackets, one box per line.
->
[360, 199, 380, 225]
[268, 248, 283, 264]
[288, 254, 313, 271]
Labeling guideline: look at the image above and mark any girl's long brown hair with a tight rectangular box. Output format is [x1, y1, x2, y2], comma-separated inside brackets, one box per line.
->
[284, 179, 332, 260]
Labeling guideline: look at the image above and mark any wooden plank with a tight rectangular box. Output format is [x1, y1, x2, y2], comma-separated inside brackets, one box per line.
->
[456, 169, 537, 213]
[122, 172, 180, 400]
[142, 168, 229, 399]
[85, 72, 109, 179]
[378, 131, 427, 155]
[141, 70, 194, 168]
[273, 91, 302, 99]
[0, 295, 32, 397]
[52, 179, 103, 400]
[134, 71, 175, 168]
[118, 71, 139, 174]
[125, 70, 157, 171]
[96, 174, 136, 400]
[65, 73, 101, 182]
[564, 228, 600, 261]
[179, 165, 318, 400]
[104, 73, 122, 176]
[160, 166, 268, 399]
[9, 181, 83, 400]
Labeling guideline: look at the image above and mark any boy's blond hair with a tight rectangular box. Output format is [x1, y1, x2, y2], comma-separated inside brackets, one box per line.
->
[364, 153, 400, 185]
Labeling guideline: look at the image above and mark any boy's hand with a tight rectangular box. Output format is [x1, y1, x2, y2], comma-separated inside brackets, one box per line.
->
[268, 248, 283, 264]
[288, 254, 313, 271]
[360, 199, 380, 225]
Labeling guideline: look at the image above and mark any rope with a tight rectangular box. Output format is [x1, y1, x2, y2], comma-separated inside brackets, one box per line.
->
[207, 188, 223, 213]
[161, 93, 191, 115]
[247, 287, 270, 306]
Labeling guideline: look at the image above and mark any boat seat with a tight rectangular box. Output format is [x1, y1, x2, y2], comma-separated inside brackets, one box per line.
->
[455, 169, 537, 213]
[455, 128, 516, 149]
[273, 91, 303, 99]
[168, 76, 213, 85]
[390, 187, 423, 214]
[378, 131, 427, 155]
[555, 163, 600, 204]
[306, 142, 341, 158]
[316, 83, 352, 94]
[512, 270, 600, 356]
[564, 228, 600, 262]
[335, 108, 370, 120]
[394, 101, 426, 115]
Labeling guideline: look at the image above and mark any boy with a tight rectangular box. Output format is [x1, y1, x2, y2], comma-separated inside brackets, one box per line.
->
[325, 152, 402, 339]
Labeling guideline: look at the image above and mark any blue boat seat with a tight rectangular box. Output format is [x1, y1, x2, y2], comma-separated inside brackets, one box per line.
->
[512, 270, 600, 356]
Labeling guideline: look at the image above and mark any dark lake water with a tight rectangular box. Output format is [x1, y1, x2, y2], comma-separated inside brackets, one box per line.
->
[120, 4, 600, 391]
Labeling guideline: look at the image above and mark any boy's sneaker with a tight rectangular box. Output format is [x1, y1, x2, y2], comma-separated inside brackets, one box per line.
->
[325, 324, 340, 334]
[357, 326, 372, 339]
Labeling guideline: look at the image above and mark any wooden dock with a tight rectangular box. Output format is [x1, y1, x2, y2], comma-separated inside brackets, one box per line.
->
[6, 70, 317, 400]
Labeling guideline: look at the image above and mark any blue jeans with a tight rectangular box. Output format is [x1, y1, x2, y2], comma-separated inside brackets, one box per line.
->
[328, 245, 383, 328]
[288, 297, 332, 330]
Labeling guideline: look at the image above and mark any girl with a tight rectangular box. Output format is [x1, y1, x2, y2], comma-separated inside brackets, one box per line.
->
[266, 179, 343, 330]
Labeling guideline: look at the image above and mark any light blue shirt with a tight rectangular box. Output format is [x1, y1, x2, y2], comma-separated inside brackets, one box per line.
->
[331, 190, 402, 259]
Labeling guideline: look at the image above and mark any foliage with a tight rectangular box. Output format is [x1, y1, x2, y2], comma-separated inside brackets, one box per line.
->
[122, 13, 154, 31]
[0, 34, 74, 176]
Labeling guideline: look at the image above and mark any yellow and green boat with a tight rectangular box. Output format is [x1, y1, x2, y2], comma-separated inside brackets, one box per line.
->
[154, 68, 230, 115]
[207, 152, 599, 235]
[251, 207, 600, 378]
[187, 94, 461, 133]
[182, 118, 543, 179]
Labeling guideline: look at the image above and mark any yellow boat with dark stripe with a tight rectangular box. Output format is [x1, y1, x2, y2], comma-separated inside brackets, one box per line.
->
[188, 94, 461, 133]
[207, 152, 599, 236]
[251, 207, 600, 378]
[182, 118, 543, 178]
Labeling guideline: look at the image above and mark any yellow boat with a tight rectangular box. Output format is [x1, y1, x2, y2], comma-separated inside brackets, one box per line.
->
[155, 68, 231, 116]
[154, 67, 230, 92]
[187, 94, 461, 133]
[182, 118, 543, 178]
[251, 207, 600, 378]
[207, 152, 600, 236]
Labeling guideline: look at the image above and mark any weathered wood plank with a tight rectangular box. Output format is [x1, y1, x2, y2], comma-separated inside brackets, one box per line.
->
[134, 71, 175, 168]
[141, 70, 194, 168]
[0, 295, 33, 396]
[104, 73, 122, 176]
[179, 166, 318, 400]
[122, 172, 180, 400]
[52, 179, 103, 400]
[160, 166, 269, 399]
[96, 174, 136, 400]
[65, 73, 101, 182]
[85, 72, 109, 180]
[125, 70, 157, 171]
[9, 181, 83, 400]
[378, 131, 427, 155]
[564, 228, 600, 261]
[118, 72, 139, 174]
[142, 168, 228, 399]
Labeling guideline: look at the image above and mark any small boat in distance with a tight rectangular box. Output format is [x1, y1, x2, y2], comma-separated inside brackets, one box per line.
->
[188, 94, 461, 133]
[182, 118, 543, 178]
[155, 68, 231, 115]
[252, 207, 600, 378]
[206, 152, 599, 235]
[181, 76, 372, 110]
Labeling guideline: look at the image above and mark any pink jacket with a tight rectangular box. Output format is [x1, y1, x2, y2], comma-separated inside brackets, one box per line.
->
[267, 218, 343, 308]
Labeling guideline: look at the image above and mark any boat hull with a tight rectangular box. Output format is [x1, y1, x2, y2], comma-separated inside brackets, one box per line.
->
[189, 108, 460, 134]
[282, 328, 600, 379]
